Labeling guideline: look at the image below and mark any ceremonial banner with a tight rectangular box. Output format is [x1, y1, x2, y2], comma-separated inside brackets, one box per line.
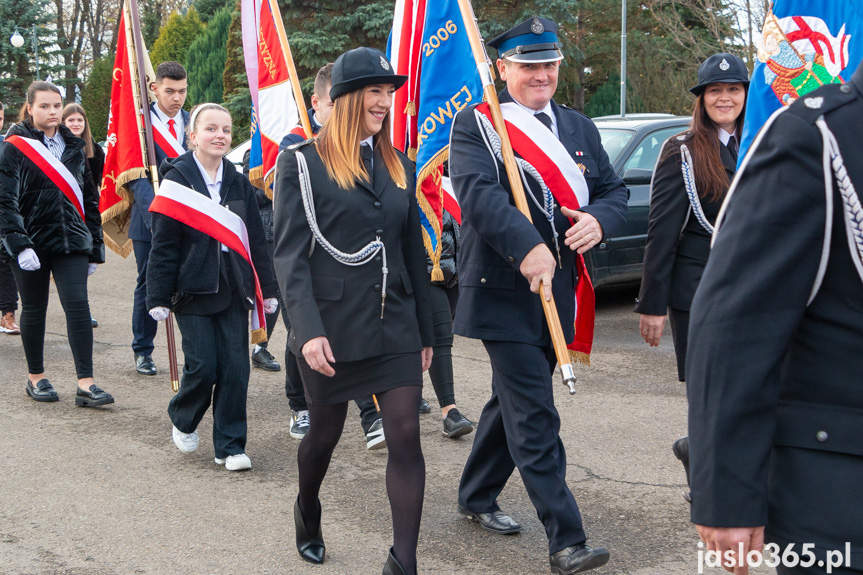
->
[99, 3, 153, 257]
[389, 0, 481, 281]
[241, 0, 307, 196]
[388, 0, 425, 156]
[739, 1, 863, 160]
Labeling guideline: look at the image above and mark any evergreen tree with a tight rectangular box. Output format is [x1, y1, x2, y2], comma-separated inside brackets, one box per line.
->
[81, 57, 113, 142]
[150, 7, 206, 70]
[186, 5, 231, 106]
[0, 0, 62, 107]
[194, 0, 231, 22]
[222, 1, 251, 138]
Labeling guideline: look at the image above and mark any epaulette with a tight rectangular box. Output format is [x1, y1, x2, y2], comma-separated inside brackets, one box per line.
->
[287, 138, 315, 151]
[558, 103, 591, 120]
[786, 82, 857, 124]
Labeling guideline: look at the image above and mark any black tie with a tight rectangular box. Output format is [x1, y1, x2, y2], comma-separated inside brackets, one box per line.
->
[535, 112, 553, 133]
[727, 135, 739, 163]
[361, 144, 373, 179]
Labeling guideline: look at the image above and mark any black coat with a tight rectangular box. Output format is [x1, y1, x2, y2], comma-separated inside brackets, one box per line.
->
[0, 122, 104, 263]
[687, 66, 863, 564]
[272, 139, 434, 362]
[87, 142, 105, 193]
[146, 151, 278, 313]
[635, 135, 734, 315]
[449, 90, 628, 345]
[427, 210, 460, 288]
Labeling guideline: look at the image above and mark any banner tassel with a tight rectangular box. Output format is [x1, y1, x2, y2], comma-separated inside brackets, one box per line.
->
[431, 265, 444, 283]
[251, 327, 268, 345]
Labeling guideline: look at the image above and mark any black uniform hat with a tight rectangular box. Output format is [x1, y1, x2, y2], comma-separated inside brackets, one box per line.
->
[690, 53, 750, 96]
[329, 47, 407, 101]
[487, 17, 563, 63]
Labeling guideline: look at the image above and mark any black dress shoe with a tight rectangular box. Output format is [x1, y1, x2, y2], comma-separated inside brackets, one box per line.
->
[458, 505, 522, 534]
[418, 397, 431, 414]
[75, 385, 115, 407]
[443, 408, 474, 438]
[294, 497, 325, 564]
[135, 354, 157, 376]
[549, 544, 610, 574]
[672, 436, 692, 503]
[91, 315, 98, 328]
[252, 346, 281, 371]
[25, 379, 59, 402]
[382, 547, 407, 575]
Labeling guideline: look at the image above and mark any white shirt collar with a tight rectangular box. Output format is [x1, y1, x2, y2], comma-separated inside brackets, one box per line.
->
[511, 98, 558, 138]
[360, 136, 374, 148]
[717, 127, 736, 146]
[153, 103, 183, 144]
[192, 152, 224, 201]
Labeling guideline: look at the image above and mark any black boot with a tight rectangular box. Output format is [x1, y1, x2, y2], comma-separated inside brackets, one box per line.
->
[382, 547, 407, 575]
[294, 497, 325, 564]
[672, 436, 691, 503]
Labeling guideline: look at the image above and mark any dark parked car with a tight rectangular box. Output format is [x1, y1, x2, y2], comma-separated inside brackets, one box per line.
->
[585, 114, 691, 288]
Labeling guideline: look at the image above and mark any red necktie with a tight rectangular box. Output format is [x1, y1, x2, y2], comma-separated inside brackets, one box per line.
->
[168, 118, 177, 141]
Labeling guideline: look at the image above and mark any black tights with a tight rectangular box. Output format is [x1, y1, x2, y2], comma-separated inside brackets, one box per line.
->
[297, 385, 425, 575]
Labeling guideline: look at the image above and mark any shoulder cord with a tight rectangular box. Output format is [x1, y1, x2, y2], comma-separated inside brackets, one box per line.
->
[474, 110, 563, 266]
[679, 144, 715, 235]
[815, 117, 863, 285]
[296, 150, 389, 318]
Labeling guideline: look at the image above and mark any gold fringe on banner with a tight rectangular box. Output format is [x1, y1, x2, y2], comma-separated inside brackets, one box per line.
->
[416, 150, 451, 282]
[569, 350, 591, 366]
[251, 327, 268, 345]
[249, 165, 265, 193]
[99, 167, 148, 258]
[407, 147, 417, 162]
[405, 101, 417, 116]
[264, 168, 277, 200]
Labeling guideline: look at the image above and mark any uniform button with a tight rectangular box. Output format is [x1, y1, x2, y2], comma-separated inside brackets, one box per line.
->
[374, 284, 381, 291]
[480, 278, 487, 284]
[374, 201, 382, 209]
[840, 84, 851, 93]
[375, 256, 381, 262]
[508, 256, 515, 263]
[816, 430, 829, 442]
[376, 228, 383, 235]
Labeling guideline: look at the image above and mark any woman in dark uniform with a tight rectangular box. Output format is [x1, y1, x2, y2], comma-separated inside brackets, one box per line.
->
[273, 47, 434, 575]
[634, 53, 749, 498]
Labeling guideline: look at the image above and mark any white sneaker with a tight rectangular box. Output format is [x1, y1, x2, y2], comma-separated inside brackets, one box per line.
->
[172, 425, 199, 453]
[290, 410, 311, 439]
[365, 418, 387, 450]
[214, 453, 252, 471]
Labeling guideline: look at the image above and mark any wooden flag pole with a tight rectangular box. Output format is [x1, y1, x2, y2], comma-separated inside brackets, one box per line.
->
[126, 0, 181, 393]
[456, 0, 577, 394]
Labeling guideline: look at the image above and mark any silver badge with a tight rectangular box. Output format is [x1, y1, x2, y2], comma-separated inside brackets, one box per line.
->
[804, 97, 824, 109]
[719, 58, 730, 71]
[380, 55, 390, 71]
[531, 17, 544, 35]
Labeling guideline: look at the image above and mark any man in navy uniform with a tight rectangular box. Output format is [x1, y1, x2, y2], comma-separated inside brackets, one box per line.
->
[686, 64, 863, 573]
[449, 17, 628, 575]
[128, 61, 190, 376]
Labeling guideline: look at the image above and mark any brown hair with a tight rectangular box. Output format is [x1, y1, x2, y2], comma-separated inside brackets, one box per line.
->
[661, 87, 747, 202]
[62, 103, 95, 158]
[316, 87, 406, 190]
[156, 61, 187, 82]
[314, 63, 334, 99]
[18, 81, 63, 124]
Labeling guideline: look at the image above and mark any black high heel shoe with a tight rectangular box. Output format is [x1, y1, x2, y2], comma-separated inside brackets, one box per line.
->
[294, 497, 325, 564]
[382, 547, 407, 575]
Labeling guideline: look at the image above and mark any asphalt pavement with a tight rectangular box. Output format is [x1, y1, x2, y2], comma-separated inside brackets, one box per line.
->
[0, 250, 769, 574]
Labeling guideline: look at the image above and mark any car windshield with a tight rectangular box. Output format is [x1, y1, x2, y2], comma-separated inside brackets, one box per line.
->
[596, 128, 635, 166]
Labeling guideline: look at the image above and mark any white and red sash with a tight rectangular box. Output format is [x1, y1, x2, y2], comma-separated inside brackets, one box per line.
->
[150, 109, 185, 159]
[6, 134, 85, 221]
[476, 102, 595, 362]
[149, 179, 267, 343]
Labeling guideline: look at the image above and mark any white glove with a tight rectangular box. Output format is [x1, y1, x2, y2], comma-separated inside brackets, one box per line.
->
[17, 248, 41, 271]
[149, 307, 170, 322]
[263, 298, 279, 315]
[87, 263, 98, 276]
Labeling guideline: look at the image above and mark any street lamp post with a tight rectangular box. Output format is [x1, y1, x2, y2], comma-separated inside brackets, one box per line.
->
[10, 25, 39, 80]
[620, 0, 626, 117]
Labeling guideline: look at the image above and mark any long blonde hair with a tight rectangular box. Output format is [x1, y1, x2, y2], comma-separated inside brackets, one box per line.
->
[316, 87, 406, 190]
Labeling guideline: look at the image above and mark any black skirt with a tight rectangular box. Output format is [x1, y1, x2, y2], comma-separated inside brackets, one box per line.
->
[298, 352, 422, 405]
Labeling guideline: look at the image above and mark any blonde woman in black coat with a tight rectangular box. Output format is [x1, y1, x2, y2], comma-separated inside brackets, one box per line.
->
[273, 48, 434, 575]
[635, 53, 749, 498]
[0, 81, 110, 406]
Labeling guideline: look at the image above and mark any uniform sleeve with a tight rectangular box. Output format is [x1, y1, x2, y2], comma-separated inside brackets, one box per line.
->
[130, 177, 155, 231]
[635, 142, 689, 315]
[576, 120, 629, 238]
[686, 110, 827, 527]
[145, 171, 183, 310]
[403, 167, 435, 347]
[0, 144, 35, 257]
[449, 107, 545, 271]
[81, 151, 105, 264]
[243, 178, 278, 299]
[272, 147, 327, 350]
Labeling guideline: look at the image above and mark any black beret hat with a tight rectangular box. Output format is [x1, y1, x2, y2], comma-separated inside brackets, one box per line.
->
[690, 53, 750, 96]
[330, 47, 408, 101]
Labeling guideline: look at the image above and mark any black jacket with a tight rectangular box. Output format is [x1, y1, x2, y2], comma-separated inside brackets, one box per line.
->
[428, 210, 460, 288]
[687, 66, 863, 563]
[0, 122, 104, 263]
[146, 151, 277, 313]
[449, 90, 628, 345]
[635, 134, 734, 315]
[273, 139, 434, 362]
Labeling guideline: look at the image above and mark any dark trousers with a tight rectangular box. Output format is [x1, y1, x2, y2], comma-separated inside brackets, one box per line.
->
[0, 259, 18, 313]
[132, 240, 158, 355]
[667, 307, 689, 382]
[280, 303, 307, 412]
[170, 301, 250, 458]
[428, 284, 459, 408]
[459, 340, 586, 554]
[11, 253, 93, 378]
[260, 240, 282, 348]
